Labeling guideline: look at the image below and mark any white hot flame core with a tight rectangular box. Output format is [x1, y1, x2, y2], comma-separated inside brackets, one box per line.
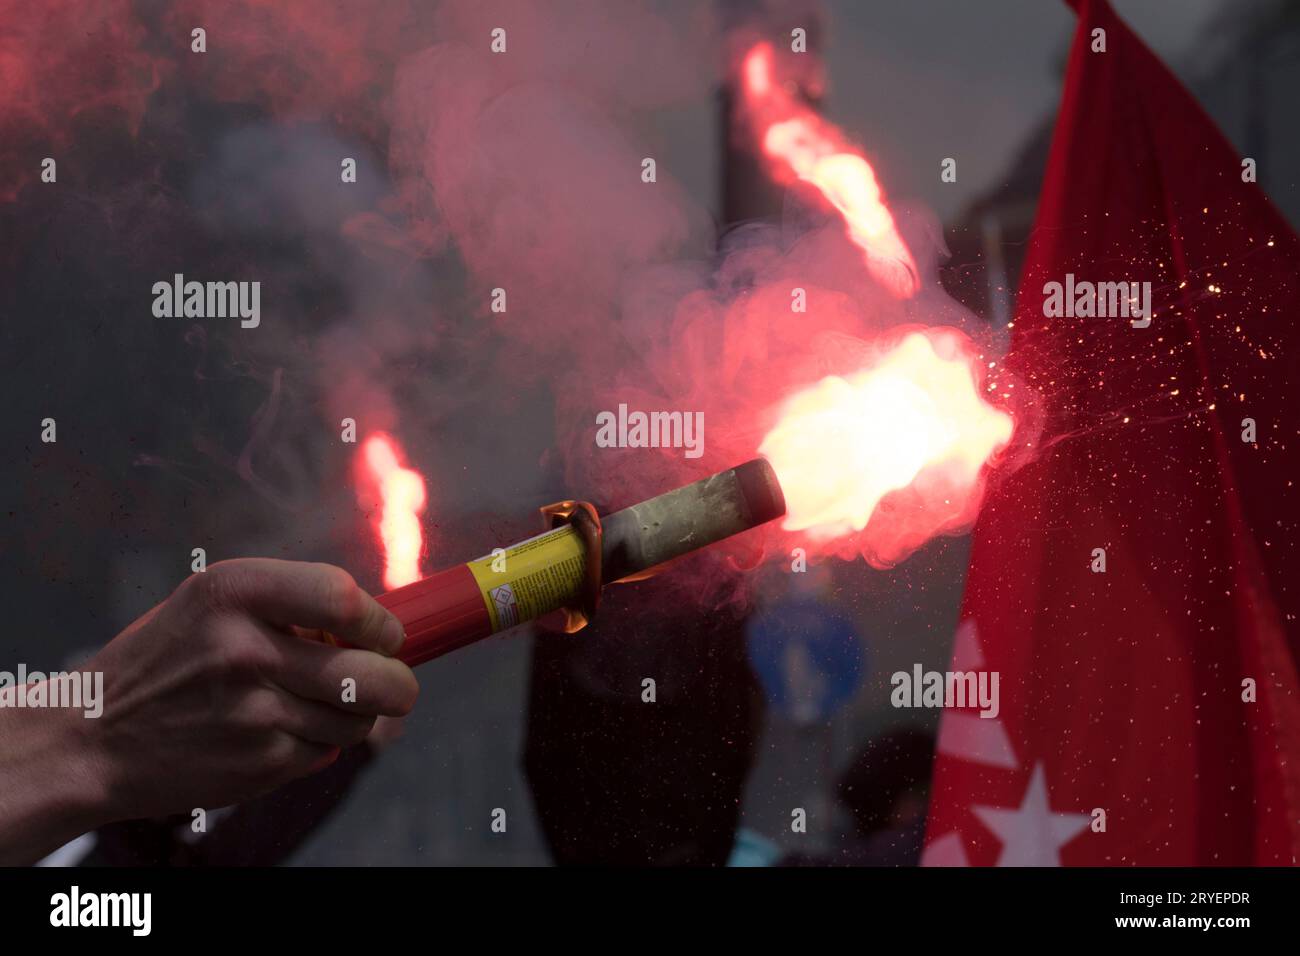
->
[759, 332, 1014, 540]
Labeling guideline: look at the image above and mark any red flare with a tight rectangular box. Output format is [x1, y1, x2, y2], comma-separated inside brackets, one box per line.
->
[740, 41, 919, 298]
[760, 328, 1014, 557]
[356, 433, 427, 589]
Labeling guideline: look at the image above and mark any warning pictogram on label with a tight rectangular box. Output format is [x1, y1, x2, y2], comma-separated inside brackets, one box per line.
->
[466, 526, 588, 633]
[490, 584, 518, 629]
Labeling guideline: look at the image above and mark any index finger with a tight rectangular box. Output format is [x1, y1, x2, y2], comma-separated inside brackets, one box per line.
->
[206, 558, 405, 656]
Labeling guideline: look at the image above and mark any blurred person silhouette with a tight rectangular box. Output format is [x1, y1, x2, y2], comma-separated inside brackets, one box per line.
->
[781, 726, 935, 867]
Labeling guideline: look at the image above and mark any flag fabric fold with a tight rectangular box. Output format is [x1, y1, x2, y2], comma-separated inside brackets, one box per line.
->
[925, 0, 1300, 866]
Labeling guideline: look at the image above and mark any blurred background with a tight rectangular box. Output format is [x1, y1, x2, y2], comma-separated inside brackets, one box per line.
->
[3, 0, 1297, 865]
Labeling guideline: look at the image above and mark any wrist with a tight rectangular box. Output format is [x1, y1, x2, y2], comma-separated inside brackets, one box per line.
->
[51, 694, 119, 827]
[0, 688, 114, 863]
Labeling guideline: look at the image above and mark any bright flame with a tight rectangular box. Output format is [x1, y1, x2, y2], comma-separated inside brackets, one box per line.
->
[740, 42, 918, 298]
[359, 433, 427, 589]
[760, 331, 1013, 540]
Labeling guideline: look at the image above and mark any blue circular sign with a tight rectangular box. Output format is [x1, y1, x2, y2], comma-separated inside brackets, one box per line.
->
[746, 597, 864, 722]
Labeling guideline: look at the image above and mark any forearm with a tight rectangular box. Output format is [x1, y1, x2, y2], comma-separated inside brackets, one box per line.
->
[0, 692, 113, 865]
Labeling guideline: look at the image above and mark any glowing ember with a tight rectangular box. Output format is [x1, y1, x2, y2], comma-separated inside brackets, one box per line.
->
[740, 42, 919, 298]
[760, 330, 1013, 541]
[358, 433, 427, 589]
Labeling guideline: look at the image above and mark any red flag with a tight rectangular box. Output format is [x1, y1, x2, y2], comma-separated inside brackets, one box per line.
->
[925, 0, 1300, 866]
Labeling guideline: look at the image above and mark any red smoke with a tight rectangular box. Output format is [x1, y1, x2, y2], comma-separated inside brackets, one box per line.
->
[0, 0, 1024, 605]
[0, 0, 166, 200]
[381, 1, 1021, 595]
[167, 0, 435, 139]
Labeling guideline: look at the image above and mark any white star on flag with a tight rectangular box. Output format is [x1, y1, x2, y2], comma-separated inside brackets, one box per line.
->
[972, 763, 1091, 866]
[935, 619, 1017, 769]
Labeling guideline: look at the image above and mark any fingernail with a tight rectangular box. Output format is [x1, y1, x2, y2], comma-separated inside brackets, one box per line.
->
[380, 615, 406, 655]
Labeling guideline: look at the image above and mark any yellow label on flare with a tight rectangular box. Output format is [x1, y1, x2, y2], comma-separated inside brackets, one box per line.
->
[466, 526, 588, 633]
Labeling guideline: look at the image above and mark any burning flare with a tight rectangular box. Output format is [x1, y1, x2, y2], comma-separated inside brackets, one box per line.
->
[760, 330, 1013, 541]
[358, 433, 427, 589]
[740, 41, 918, 298]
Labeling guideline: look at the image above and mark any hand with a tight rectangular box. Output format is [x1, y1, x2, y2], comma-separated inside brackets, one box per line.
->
[81, 558, 418, 822]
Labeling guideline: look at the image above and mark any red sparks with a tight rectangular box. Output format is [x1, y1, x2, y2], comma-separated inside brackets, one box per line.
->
[740, 41, 919, 298]
[357, 433, 427, 589]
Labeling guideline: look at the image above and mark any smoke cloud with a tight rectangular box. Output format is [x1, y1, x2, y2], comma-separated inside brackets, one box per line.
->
[3, 0, 1021, 611]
